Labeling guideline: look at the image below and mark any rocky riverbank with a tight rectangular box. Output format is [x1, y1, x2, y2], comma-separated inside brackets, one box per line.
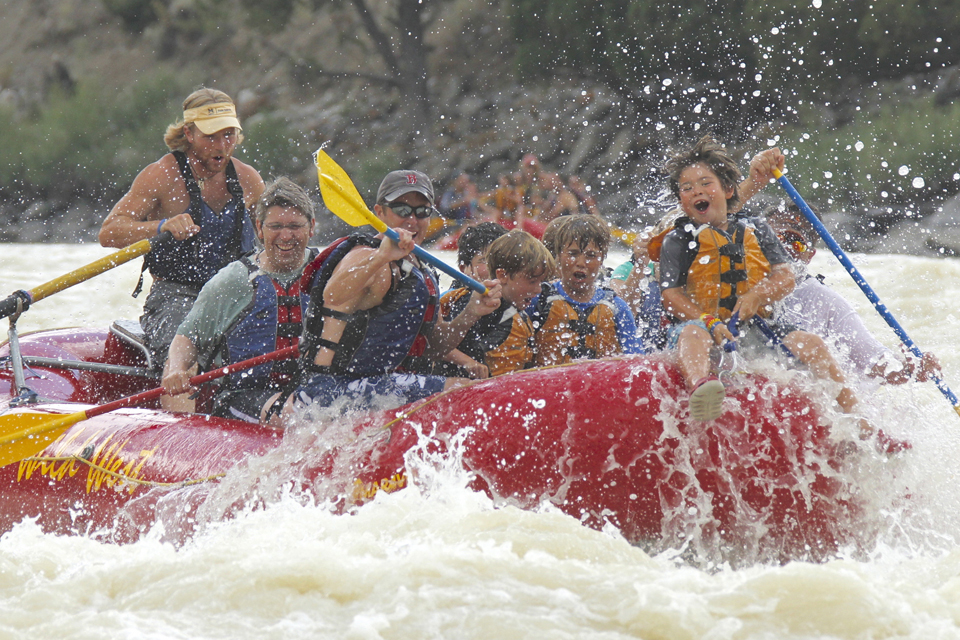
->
[1, 1, 959, 257]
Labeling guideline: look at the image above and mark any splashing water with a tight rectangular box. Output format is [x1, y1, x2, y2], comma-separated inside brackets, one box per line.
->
[2, 245, 960, 637]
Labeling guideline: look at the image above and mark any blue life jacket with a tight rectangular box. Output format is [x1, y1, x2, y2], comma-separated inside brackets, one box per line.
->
[300, 233, 440, 378]
[220, 249, 321, 391]
[141, 151, 256, 289]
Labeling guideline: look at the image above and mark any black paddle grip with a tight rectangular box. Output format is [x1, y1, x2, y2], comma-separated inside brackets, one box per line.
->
[0, 290, 31, 321]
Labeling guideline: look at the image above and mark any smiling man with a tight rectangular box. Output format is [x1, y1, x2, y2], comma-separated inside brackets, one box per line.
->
[289, 169, 502, 413]
[99, 88, 264, 374]
[162, 177, 317, 422]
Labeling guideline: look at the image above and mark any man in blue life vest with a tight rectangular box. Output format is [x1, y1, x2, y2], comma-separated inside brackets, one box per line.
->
[161, 177, 317, 423]
[289, 170, 503, 413]
[98, 88, 264, 382]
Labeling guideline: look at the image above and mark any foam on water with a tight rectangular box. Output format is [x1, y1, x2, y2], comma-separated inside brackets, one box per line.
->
[2, 244, 960, 637]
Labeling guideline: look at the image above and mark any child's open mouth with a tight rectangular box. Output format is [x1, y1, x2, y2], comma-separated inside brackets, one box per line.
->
[694, 200, 709, 212]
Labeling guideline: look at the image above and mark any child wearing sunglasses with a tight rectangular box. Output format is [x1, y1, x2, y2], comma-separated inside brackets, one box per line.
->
[767, 204, 941, 386]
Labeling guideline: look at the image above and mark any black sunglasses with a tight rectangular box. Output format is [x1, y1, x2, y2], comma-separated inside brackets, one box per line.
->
[385, 201, 435, 219]
[777, 229, 809, 253]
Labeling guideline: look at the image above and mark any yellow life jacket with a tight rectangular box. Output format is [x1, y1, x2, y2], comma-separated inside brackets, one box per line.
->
[532, 284, 620, 367]
[441, 288, 536, 376]
[682, 220, 771, 320]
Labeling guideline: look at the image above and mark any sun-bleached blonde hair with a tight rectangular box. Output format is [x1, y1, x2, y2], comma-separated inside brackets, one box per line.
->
[163, 87, 244, 152]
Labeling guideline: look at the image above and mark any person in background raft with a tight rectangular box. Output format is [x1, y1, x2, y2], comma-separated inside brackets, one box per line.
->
[98, 88, 264, 383]
[767, 203, 941, 386]
[288, 170, 502, 413]
[162, 178, 318, 422]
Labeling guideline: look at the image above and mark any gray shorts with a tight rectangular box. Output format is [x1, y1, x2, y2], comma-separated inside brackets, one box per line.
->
[140, 280, 200, 368]
[211, 387, 277, 423]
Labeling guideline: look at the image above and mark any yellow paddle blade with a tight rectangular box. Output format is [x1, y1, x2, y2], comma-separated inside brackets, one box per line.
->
[0, 409, 86, 467]
[610, 226, 637, 247]
[315, 150, 387, 233]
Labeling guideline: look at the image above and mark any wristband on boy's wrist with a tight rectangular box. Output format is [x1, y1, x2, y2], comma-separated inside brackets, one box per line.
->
[157, 218, 167, 235]
[700, 313, 722, 334]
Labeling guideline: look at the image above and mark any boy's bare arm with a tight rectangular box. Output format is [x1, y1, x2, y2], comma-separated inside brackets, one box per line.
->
[426, 281, 502, 357]
[738, 147, 786, 205]
[734, 263, 796, 320]
[661, 287, 704, 323]
[444, 349, 489, 379]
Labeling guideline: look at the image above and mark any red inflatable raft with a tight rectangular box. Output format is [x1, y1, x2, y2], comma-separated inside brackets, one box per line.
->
[0, 325, 867, 563]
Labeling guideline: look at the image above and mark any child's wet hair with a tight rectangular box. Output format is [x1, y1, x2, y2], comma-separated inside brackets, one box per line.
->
[486, 230, 556, 280]
[664, 134, 743, 213]
[457, 222, 508, 270]
[543, 214, 610, 258]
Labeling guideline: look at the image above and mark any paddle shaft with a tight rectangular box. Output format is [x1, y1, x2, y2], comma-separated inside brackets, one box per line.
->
[383, 227, 486, 294]
[0, 232, 172, 321]
[751, 316, 795, 358]
[773, 169, 960, 413]
[0, 344, 299, 459]
[84, 344, 301, 420]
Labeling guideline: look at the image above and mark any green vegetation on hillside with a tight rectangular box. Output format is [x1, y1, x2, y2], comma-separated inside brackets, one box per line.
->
[3, 0, 958, 212]
[0, 73, 307, 205]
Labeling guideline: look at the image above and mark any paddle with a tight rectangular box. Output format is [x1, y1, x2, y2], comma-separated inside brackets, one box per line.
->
[610, 226, 637, 247]
[314, 150, 487, 294]
[0, 232, 172, 321]
[772, 167, 960, 417]
[0, 344, 299, 467]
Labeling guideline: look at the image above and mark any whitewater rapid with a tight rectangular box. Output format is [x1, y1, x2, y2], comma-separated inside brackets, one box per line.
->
[2, 243, 960, 639]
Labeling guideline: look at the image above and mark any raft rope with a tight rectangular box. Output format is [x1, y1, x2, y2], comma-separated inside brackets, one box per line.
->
[378, 354, 653, 431]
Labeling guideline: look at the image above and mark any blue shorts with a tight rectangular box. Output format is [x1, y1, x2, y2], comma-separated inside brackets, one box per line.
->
[667, 318, 799, 355]
[666, 319, 709, 350]
[293, 371, 447, 411]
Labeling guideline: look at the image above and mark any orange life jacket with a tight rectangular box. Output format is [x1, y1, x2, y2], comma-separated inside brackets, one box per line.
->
[679, 220, 772, 320]
[532, 284, 620, 366]
[441, 288, 535, 376]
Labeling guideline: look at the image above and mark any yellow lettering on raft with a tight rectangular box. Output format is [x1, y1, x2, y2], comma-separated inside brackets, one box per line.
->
[17, 424, 108, 482]
[350, 472, 408, 504]
[85, 436, 156, 494]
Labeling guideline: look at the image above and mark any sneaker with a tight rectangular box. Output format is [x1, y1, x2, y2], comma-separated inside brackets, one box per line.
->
[689, 375, 725, 421]
[859, 419, 912, 457]
[874, 429, 912, 456]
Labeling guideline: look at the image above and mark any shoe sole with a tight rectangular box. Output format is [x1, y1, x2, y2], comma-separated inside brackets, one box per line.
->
[689, 379, 726, 421]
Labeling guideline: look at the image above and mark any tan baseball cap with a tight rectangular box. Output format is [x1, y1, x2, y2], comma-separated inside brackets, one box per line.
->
[183, 102, 242, 135]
